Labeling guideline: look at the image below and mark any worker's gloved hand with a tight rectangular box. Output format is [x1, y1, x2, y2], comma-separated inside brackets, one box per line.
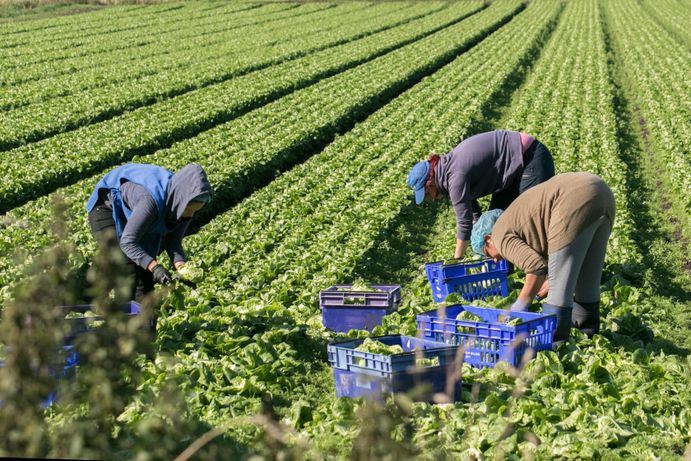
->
[510, 298, 530, 312]
[152, 264, 173, 285]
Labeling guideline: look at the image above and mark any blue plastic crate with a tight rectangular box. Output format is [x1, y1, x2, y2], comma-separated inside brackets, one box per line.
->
[425, 259, 509, 303]
[42, 361, 77, 407]
[0, 345, 77, 369]
[416, 304, 556, 368]
[320, 285, 401, 332]
[0, 345, 78, 408]
[327, 335, 462, 401]
[62, 300, 151, 343]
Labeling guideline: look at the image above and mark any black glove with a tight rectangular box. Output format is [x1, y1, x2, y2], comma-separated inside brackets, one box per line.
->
[152, 264, 172, 285]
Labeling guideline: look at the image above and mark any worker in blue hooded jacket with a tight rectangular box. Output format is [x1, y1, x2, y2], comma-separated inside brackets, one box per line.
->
[86, 163, 213, 300]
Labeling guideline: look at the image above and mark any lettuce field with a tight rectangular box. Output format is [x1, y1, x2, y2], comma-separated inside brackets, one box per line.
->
[0, 0, 689, 459]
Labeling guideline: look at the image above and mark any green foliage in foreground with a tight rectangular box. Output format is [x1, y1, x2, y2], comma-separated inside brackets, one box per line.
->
[7, 182, 688, 460]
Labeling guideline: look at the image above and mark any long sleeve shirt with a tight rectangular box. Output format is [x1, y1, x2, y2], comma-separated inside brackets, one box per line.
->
[491, 172, 616, 275]
[101, 183, 189, 269]
[434, 130, 528, 240]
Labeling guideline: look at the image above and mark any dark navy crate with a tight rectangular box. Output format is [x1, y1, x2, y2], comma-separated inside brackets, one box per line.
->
[0, 345, 78, 369]
[425, 259, 509, 303]
[320, 285, 401, 332]
[327, 335, 462, 401]
[42, 361, 77, 407]
[62, 300, 151, 343]
[416, 304, 556, 368]
[0, 345, 78, 408]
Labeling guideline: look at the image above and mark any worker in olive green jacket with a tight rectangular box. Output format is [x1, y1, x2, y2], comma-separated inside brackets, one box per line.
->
[469, 172, 616, 342]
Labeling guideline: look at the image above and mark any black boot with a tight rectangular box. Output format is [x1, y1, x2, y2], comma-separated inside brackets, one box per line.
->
[572, 301, 600, 337]
[542, 304, 573, 344]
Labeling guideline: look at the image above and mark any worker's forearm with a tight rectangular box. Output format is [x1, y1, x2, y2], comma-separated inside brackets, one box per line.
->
[518, 273, 546, 303]
[454, 239, 469, 259]
[536, 279, 549, 299]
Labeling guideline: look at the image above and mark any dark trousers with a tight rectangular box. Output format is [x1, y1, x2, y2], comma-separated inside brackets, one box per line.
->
[486, 141, 554, 274]
[88, 206, 154, 301]
[489, 140, 555, 211]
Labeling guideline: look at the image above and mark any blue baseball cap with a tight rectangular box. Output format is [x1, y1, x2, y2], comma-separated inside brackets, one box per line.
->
[470, 209, 504, 255]
[407, 161, 430, 204]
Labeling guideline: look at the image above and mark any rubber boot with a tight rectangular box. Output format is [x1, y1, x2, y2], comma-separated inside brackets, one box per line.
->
[541, 303, 573, 344]
[572, 301, 600, 337]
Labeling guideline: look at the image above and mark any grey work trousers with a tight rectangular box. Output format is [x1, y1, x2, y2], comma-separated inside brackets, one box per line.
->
[546, 216, 612, 307]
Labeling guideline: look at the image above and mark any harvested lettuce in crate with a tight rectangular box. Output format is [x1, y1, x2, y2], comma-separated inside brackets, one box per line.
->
[355, 338, 404, 355]
[415, 356, 440, 367]
[442, 255, 483, 266]
[456, 310, 483, 334]
[337, 280, 382, 292]
[353, 338, 440, 367]
[353, 338, 404, 366]
[65, 310, 99, 319]
[497, 313, 524, 326]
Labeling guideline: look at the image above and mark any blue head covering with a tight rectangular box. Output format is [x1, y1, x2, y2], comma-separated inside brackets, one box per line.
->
[471, 209, 504, 255]
[407, 161, 430, 204]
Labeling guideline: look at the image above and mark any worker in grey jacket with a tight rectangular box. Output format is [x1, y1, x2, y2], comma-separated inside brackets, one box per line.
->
[86, 163, 213, 300]
[407, 130, 554, 258]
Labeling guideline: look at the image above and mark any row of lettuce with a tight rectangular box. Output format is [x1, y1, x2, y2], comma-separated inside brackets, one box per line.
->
[0, 2, 294, 64]
[0, 3, 351, 106]
[0, 1, 487, 210]
[602, 0, 690, 237]
[0, 0, 498, 293]
[0, 1, 219, 37]
[0, 2, 454, 150]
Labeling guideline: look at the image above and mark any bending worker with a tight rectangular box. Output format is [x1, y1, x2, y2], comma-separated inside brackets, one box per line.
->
[86, 163, 213, 300]
[470, 172, 616, 341]
[407, 130, 555, 258]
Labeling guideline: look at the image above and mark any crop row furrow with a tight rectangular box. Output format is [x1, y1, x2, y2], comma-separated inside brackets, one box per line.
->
[0, 0, 498, 299]
[0, 1, 485, 213]
[0, 2, 296, 54]
[0, 4, 200, 49]
[603, 0, 691, 231]
[0, 2, 183, 37]
[639, 0, 691, 46]
[0, 3, 373, 89]
[502, 0, 639, 264]
[0, 3, 316, 72]
[0, 3, 415, 110]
